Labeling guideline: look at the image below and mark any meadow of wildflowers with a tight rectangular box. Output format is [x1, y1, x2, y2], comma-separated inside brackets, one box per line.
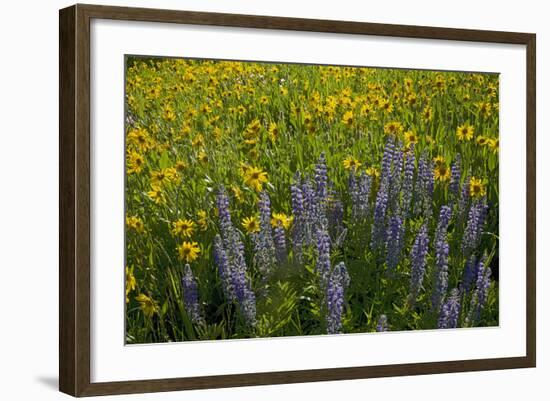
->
[124, 57, 499, 344]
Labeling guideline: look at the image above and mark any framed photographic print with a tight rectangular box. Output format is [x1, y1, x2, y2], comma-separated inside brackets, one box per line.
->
[59, 4, 536, 397]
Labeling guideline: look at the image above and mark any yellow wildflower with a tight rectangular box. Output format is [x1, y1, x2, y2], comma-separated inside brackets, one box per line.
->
[271, 213, 293, 230]
[365, 166, 380, 178]
[244, 166, 268, 192]
[197, 210, 208, 231]
[487, 138, 499, 153]
[126, 215, 145, 233]
[198, 149, 209, 164]
[456, 124, 474, 141]
[135, 293, 157, 318]
[433, 155, 446, 167]
[404, 131, 418, 146]
[476, 136, 488, 146]
[147, 185, 164, 204]
[127, 151, 145, 174]
[268, 122, 279, 142]
[125, 266, 136, 303]
[242, 216, 260, 234]
[127, 128, 151, 152]
[192, 134, 204, 148]
[343, 156, 362, 171]
[422, 106, 433, 122]
[434, 162, 450, 182]
[384, 121, 403, 136]
[177, 241, 201, 263]
[150, 168, 176, 186]
[341, 110, 354, 126]
[172, 219, 195, 238]
[469, 177, 486, 198]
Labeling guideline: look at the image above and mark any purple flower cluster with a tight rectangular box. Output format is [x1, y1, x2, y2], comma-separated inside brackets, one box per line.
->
[388, 143, 404, 213]
[214, 188, 256, 326]
[462, 199, 488, 256]
[386, 215, 404, 273]
[181, 264, 204, 325]
[408, 224, 429, 306]
[462, 255, 481, 294]
[449, 155, 462, 198]
[371, 180, 389, 252]
[438, 288, 461, 329]
[253, 191, 277, 277]
[316, 225, 332, 287]
[328, 197, 345, 245]
[326, 261, 350, 334]
[349, 171, 372, 219]
[432, 205, 452, 313]
[467, 258, 492, 324]
[401, 146, 415, 219]
[273, 224, 287, 264]
[315, 153, 329, 208]
[290, 175, 305, 260]
[291, 154, 333, 256]
[376, 314, 389, 332]
[204, 144, 495, 334]
[413, 154, 434, 218]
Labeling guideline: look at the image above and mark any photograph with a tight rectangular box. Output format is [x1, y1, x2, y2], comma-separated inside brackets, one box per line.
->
[124, 56, 499, 344]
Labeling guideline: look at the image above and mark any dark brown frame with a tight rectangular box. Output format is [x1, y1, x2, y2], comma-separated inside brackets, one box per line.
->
[59, 3, 536, 397]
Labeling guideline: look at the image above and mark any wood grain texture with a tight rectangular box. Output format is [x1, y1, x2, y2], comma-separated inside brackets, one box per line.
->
[59, 3, 536, 397]
[59, 5, 76, 396]
[525, 34, 536, 367]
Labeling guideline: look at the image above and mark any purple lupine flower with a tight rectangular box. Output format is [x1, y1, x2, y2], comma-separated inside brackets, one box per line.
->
[315, 152, 328, 207]
[435, 205, 452, 243]
[478, 265, 492, 310]
[386, 215, 404, 273]
[432, 239, 450, 313]
[258, 192, 273, 237]
[423, 159, 434, 218]
[413, 153, 433, 218]
[240, 286, 257, 326]
[254, 191, 277, 276]
[462, 199, 488, 255]
[326, 261, 349, 334]
[408, 224, 429, 305]
[449, 154, 462, 198]
[316, 226, 331, 287]
[413, 155, 427, 216]
[438, 288, 461, 329]
[273, 224, 287, 264]
[214, 188, 256, 326]
[466, 259, 492, 325]
[214, 234, 234, 300]
[462, 255, 478, 294]
[371, 178, 389, 251]
[358, 172, 373, 216]
[290, 176, 305, 259]
[181, 264, 204, 325]
[401, 145, 415, 219]
[432, 206, 452, 313]
[301, 179, 316, 246]
[349, 171, 359, 216]
[380, 138, 395, 184]
[216, 186, 233, 242]
[388, 142, 404, 213]
[376, 314, 389, 332]
[349, 171, 372, 219]
[475, 262, 492, 318]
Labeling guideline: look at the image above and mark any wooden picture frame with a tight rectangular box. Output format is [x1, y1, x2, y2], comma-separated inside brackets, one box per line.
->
[59, 3, 536, 397]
